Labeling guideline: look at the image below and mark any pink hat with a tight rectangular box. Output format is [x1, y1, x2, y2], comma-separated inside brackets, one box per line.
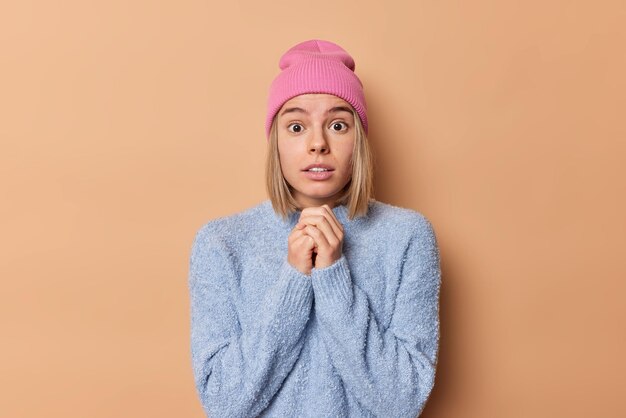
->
[265, 39, 368, 140]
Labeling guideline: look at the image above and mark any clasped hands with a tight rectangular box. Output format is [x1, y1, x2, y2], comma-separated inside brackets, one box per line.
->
[287, 204, 344, 275]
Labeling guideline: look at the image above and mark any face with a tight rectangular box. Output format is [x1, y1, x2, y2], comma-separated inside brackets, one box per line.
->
[276, 93, 355, 209]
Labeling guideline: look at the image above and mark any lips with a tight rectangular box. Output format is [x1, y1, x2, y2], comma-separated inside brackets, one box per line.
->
[302, 163, 335, 171]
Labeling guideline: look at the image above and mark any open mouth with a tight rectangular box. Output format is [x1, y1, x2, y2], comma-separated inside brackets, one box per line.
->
[305, 167, 333, 172]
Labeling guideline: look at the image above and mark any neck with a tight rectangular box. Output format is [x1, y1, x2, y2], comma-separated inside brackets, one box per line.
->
[292, 192, 346, 210]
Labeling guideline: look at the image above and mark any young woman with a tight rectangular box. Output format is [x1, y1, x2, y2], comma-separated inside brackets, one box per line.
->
[188, 39, 441, 417]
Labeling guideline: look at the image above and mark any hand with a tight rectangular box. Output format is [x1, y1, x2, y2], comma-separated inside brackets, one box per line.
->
[287, 220, 317, 276]
[295, 204, 345, 269]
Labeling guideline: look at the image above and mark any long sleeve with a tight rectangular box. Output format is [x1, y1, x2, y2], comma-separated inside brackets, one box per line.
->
[310, 217, 441, 417]
[188, 226, 314, 417]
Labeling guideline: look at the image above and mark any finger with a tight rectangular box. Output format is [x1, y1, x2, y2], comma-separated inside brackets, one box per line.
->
[288, 226, 308, 244]
[293, 232, 316, 251]
[297, 215, 339, 247]
[290, 230, 316, 260]
[301, 205, 343, 237]
[322, 205, 343, 231]
[302, 224, 330, 251]
[320, 204, 344, 236]
[300, 208, 343, 241]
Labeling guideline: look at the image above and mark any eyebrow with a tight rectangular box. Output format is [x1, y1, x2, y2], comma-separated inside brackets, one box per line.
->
[279, 106, 353, 117]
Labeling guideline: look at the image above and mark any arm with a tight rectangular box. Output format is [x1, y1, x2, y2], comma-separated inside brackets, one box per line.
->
[310, 217, 441, 417]
[188, 225, 313, 417]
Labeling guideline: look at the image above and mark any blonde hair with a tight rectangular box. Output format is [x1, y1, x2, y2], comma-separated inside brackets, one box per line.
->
[265, 106, 374, 220]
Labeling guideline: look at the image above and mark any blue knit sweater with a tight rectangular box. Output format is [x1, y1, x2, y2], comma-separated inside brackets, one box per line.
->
[188, 199, 441, 417]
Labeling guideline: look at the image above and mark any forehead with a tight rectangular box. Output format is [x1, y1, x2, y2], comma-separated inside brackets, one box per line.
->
[280, 93, 350, 110]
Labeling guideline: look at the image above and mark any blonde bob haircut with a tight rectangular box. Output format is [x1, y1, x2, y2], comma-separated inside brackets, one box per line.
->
[265, 104, 374, 221]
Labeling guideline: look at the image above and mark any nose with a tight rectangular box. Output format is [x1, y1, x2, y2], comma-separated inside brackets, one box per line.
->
[308, 126, 329, 154]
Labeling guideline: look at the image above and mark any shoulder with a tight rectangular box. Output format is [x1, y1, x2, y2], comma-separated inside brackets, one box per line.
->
[190, 200, 269, 250]
[367, 200, 437, 241]
[370, 202, 441, 288]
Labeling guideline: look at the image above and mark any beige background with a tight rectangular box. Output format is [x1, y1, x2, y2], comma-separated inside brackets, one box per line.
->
[1, 1, 625, 417]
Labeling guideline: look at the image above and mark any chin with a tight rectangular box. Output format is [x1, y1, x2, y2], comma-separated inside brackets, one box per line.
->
[298, 190, 345, 204]
[288, 178, 350, 202]
[300, 186, 341, 198]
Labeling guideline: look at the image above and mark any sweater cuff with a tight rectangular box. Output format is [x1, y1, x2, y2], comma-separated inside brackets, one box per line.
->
[311, 255, 353, 307]
[273, 259, 313, 312]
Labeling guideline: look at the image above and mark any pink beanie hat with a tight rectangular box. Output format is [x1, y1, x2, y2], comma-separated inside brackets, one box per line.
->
[265, 39, 368, 140]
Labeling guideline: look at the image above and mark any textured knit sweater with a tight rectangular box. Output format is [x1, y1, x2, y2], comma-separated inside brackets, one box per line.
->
[188, 199, 441, 417]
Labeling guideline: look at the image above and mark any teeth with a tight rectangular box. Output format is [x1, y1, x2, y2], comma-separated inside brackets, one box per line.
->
[308, 167, 328, 172]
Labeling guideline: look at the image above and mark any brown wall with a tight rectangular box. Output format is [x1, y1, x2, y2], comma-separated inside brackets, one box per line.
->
[2, 1, 625, 417]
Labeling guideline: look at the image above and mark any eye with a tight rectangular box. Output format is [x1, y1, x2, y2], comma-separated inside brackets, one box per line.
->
[287, 123, 304, 133]
[330, 121, 348, 132]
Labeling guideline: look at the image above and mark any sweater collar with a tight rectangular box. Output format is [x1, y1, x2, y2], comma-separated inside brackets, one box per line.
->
[264, 199, 364, 230]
